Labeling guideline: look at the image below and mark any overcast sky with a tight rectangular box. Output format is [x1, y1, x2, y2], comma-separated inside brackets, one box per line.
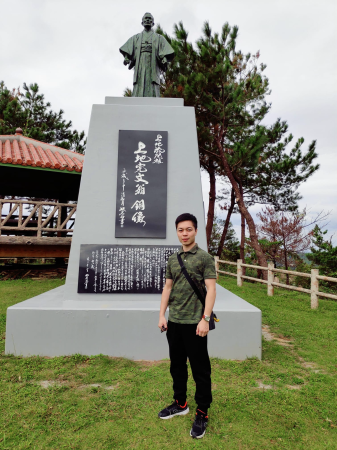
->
[1, 0, 336, 241]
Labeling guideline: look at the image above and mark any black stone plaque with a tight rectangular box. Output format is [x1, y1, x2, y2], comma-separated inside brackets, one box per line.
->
[115, 130, 168, 238]
[78, 244, 179, 294]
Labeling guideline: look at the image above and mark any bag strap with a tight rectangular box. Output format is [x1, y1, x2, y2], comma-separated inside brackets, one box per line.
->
[177, 252, 205, 309]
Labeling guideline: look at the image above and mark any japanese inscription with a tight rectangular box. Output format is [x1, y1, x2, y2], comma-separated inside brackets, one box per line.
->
[115, 130, 168, 238]
[119, 168, 129, 228]
[78, 244, 179, 294]
[153, 133, 165, 164]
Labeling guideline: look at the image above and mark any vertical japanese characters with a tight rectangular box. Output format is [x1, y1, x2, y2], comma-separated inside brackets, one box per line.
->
[84, 256, 90, 289]
[79, 245, 179, 294]
[115, 130, 168, 238]
[131, 141, 151, 227]
[153, 134, 165, 164]
[119, 168, 128, 228]
[84, 250, 99, 293]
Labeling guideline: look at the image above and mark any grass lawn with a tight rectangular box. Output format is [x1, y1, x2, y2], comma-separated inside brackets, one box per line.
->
[0, 277, 336, 449]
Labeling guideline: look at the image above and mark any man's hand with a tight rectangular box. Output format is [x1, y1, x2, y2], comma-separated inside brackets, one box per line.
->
[196, 319, 209, 337]
[123, 57, 130, 66]
[158, 279, 172, 331]
[158, 315, 168, 331]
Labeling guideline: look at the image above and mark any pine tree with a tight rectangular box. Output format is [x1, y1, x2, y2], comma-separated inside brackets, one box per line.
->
[156, 22, 319, 275]
[218, 119, 319, 264]
[240, 119, 319, 211]
[208, 216, 239, 262]
[308, 226, 337, 278]
[0, 81, 86, 153]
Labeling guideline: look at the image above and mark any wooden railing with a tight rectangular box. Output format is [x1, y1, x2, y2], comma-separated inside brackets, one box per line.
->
[214, 257, 337, 309]
[0, 199, 76, 238]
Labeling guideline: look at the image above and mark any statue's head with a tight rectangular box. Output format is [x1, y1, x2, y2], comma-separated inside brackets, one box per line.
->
[142, 12, 154, 29]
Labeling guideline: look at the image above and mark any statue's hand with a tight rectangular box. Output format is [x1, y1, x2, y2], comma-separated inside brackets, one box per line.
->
[160, 57, 168, 71]
[123, 57, 130, 66]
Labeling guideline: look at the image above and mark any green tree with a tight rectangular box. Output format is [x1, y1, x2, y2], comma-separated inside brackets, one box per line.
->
[0, 81, 86, 153]
[208, 216, 239, 262]
[308, 226, 337, 284]
[156, 22, 319, 275]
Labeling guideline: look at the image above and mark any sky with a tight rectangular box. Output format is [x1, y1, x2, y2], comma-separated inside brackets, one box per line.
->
[1, 0, 336, 241]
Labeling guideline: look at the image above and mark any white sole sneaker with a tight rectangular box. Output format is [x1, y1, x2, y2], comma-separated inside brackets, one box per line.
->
[159, 407, 190, 419]
[190, 429, 206, 439]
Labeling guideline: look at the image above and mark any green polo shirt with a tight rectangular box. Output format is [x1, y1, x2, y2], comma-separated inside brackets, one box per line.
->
[166, 243, 216, 324]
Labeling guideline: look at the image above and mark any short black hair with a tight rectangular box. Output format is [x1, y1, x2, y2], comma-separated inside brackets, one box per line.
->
[175, 213, 198, 230]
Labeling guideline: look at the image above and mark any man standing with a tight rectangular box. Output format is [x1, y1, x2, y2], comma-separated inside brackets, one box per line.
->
[120, 13, 175, 97]
[158, 213, 217, 439]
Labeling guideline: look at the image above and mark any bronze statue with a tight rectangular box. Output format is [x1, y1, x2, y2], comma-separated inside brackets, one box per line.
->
[120, 13, 175, 97]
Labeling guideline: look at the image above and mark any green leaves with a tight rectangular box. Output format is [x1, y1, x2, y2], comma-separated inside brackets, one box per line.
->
[158, 20, 319, 264]
[0, 81, 86, 153]
[309, 226, 337, 280]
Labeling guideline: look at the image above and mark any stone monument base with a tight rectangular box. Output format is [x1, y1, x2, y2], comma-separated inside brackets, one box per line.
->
[5, 284, 261, 360]
[6, 96, 261, 360]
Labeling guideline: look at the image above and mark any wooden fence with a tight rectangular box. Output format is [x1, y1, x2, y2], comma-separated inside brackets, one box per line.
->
[0, 199, 76, 238]
[214, 257, 337, 309]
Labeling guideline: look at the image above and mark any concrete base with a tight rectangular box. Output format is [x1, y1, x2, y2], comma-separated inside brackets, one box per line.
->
[5, 97, 262, 360]
[5, 284, 261, 360]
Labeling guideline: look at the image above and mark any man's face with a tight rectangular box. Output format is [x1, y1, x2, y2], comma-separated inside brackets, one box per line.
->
[142, 14, 154, 28]
[176, 220, 198, 247]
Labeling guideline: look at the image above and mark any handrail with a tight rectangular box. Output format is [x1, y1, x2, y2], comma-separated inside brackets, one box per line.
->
[214, 256, 337, 309]
[0, 199, 76, 237]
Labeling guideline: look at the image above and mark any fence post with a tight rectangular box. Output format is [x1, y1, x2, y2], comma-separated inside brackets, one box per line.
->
[237, 259, 243, 287]
[37, 204, 43, 238]
[18, 202, 23, 229]
[311, 269, 319, 309]
[267, 263, 274, 296]
[214, 256, 219, 280]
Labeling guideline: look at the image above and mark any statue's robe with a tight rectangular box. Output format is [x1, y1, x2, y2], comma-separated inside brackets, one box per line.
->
[120, 31, 174, 97]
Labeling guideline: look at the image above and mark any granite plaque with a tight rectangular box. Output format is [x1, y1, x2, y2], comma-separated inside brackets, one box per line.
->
[78, 244, 179, 294]
[115, 130, 168, 238]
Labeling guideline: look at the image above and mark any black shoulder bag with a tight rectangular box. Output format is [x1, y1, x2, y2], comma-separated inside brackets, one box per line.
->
[177, 253, 218, 331]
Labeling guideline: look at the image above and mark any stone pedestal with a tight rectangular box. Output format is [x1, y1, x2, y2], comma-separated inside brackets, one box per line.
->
[6, 97, 261, 360]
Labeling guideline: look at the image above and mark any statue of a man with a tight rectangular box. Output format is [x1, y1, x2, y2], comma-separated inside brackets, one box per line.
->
[120, 13, 175, 97]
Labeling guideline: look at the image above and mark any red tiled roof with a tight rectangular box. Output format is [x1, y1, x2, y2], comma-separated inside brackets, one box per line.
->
[0, 134, 84, 173]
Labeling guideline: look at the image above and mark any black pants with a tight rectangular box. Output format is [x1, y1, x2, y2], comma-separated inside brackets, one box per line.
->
[166, 320, 212, 411]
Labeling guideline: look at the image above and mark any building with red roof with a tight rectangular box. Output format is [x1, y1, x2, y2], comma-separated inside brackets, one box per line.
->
[0, 129, 85, 259]
[0, 128, 84, 199]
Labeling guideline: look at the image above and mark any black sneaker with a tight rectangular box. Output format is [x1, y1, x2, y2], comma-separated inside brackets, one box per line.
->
[158, 400, 189, 419]
[190, 411, 208, 439]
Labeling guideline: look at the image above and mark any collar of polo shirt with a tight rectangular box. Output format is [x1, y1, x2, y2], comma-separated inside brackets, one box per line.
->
[178, 243, 199, 255]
